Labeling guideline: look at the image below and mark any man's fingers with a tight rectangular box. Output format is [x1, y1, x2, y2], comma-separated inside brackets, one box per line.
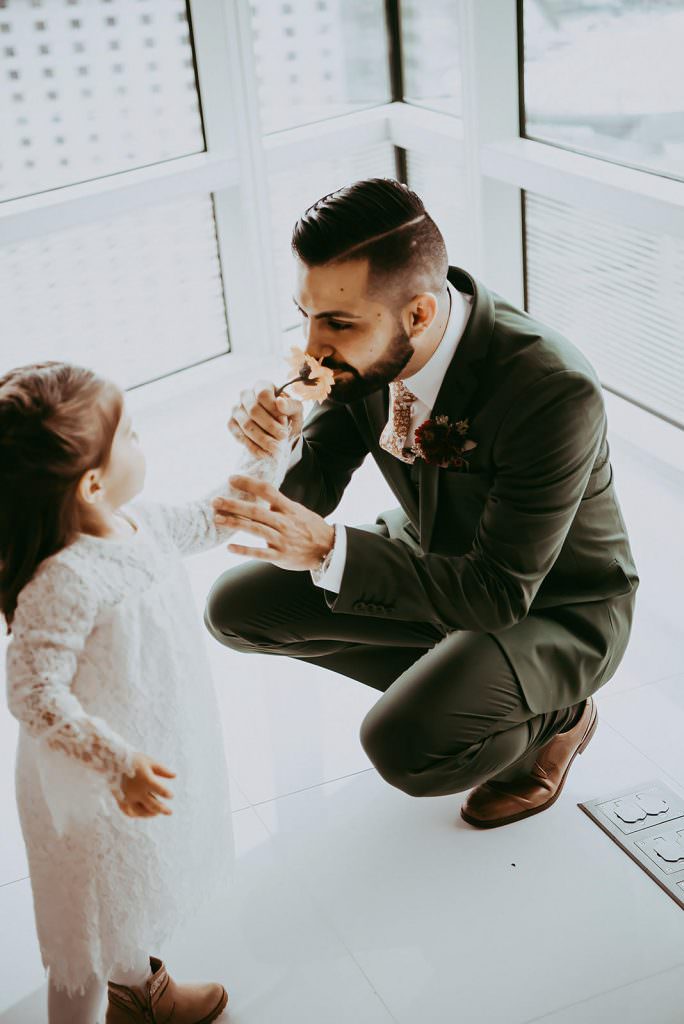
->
[228, 475, 291, 509]
[229, 414, 275, 457]
[213, 495, 281, 528]
[244, 396, 289, 440]
[233, 409, 283, 456]
[228, 420, 266, 459]
[227, 543, 276, 560]
[254, 381, 286, 424]
[275, 395, 302, 419]
[217, 517, 280, 548]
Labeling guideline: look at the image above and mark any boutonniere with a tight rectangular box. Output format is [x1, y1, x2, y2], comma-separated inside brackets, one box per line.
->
[275, 346, 335, 402]
[412, 415, 478, 470]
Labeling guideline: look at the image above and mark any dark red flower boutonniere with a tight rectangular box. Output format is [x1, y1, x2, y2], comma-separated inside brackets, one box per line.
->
[412, 415, 477, 470]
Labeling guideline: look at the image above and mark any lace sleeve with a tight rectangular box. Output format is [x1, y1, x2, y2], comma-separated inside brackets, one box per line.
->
[6, 559, 137, 795]
[144, 439, 293, 556]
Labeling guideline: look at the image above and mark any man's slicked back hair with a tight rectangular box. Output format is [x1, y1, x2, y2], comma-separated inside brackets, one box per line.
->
[291, 178, 449, 307]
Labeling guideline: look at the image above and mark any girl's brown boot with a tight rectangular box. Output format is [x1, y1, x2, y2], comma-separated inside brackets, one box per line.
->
[105, 956, 227, 1022]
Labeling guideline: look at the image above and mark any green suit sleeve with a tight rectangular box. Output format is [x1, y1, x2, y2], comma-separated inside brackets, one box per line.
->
[279, 397, 368, 517]
[326, 370, 606, 631]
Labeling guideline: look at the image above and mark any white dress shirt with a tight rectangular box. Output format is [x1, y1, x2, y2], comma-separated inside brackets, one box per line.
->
[287, 280, 473, 592]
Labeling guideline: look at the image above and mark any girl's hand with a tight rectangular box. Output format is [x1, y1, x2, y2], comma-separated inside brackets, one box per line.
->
[116, 753, 176, 819]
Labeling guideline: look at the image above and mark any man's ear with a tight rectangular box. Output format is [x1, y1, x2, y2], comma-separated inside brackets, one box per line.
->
[407, 292, 438, 337]
[77, 468, 105, 506]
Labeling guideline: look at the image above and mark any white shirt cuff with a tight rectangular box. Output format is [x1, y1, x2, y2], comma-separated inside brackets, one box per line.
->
[310, 524, 347, 593]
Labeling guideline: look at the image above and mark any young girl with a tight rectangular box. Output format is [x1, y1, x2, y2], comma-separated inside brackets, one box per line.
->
[1, 361, 294, 1023]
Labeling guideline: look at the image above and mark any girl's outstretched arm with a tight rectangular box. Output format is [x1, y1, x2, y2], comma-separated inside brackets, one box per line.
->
[138, 438, 294, 557]
[6, 558, 138, 829]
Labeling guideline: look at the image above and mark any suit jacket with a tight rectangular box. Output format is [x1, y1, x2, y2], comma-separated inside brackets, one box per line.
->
[280, 266, 640, 712]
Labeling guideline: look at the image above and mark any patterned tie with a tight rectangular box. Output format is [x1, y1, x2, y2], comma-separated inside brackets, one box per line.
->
[378, 380, 419, 463]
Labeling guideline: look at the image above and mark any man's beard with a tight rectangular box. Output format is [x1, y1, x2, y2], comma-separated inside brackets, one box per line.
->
[323, 323, 414, 404]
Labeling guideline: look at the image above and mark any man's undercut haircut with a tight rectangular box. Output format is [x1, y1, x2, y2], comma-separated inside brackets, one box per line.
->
[291, 178, 449, 307]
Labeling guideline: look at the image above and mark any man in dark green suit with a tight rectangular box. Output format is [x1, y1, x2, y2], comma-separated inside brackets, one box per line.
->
[205, 178, 639, 828]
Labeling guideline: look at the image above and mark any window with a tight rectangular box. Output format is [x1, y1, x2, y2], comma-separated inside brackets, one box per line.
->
[400, 0, 462, 117]
[249, 0, 391, 134]
[2, 0, 679, 433]
[518, 0, 684, 427]
[522, 0, 684, 181]
[0, 0, 203, 202]
[0, 1, 232, 389]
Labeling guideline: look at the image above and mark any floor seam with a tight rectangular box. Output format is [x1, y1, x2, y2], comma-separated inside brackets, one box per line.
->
[599, 666, 684, 700]
[246, 766, 375, 808]
[519, 957, 684, 1023]
[248, 799, 399, 1022]
[0, 875, 29, 890]
[599, 720, 684, 792]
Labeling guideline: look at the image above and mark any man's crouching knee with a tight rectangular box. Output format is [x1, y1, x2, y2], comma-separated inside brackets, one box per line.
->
[359, 710, 481, 798]
[202, 604, 256, 653]
[203, 576, 259, 653]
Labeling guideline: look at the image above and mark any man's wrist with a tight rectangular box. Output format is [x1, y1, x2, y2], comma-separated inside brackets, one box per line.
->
[310, 523, 346, 593]
[312, 524, 336, 574]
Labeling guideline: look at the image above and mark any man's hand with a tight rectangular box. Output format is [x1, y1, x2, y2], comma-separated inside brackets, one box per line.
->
[213, 476, 335, 571]
[227, 380, 303, 459]
[116, 753, 176, 819]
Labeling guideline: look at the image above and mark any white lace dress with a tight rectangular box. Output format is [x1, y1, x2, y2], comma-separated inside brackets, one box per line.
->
[6, 446, 290, 995]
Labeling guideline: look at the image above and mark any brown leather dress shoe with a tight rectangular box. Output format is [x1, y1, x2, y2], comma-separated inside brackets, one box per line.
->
[105, 956, 228, 1023]
[460, 696, 598, 829]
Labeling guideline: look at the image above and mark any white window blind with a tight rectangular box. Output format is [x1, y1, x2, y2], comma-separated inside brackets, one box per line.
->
[525, 191, 684, 428]
[406, 150, 468, 270]
[0, 193, 229, 389]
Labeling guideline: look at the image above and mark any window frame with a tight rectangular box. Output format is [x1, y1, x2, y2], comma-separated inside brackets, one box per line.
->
[2, 0, 682, 434]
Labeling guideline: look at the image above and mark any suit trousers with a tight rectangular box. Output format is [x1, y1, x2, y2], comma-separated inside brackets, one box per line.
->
[204, 525, 585, 798]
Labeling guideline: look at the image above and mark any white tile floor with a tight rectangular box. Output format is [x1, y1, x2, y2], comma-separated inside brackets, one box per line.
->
[1, 356, 684, 1023]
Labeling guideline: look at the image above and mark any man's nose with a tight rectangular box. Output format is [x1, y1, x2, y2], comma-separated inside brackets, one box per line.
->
[302, 327, 331, 362]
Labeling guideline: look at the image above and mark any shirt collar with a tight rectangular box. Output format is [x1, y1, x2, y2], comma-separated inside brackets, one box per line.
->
[401, 281, 472, 412]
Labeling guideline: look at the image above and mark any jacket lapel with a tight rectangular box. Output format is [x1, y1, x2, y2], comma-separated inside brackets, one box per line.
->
[418, 267, 496, 550]
[359, 266, 496, 549]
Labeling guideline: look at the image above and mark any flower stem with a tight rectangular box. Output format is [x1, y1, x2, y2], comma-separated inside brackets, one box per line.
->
[274, 376, 304, 398]
[276, 374, 321, 397]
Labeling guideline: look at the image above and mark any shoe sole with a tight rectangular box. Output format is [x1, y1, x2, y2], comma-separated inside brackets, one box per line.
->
[460, 700, 599, 829]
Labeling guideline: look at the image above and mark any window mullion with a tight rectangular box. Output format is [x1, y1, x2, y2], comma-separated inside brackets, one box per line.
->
[190, 0, 281, 356]
[459, 0, 523, 304]
[264, 104, 395, 174]
[0, 154, 236, 246]
[481, 138, 684, 239]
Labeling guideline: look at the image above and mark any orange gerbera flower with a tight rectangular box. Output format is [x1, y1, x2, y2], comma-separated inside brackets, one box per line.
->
[275, 346, 335, 403]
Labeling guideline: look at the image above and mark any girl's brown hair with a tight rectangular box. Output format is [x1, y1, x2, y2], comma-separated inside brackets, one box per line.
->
[0, 362, 123, 629]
